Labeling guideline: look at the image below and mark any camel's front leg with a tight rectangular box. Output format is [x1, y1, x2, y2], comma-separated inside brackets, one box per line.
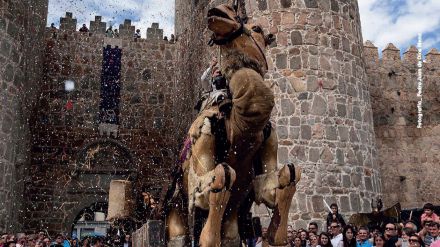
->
[265, 165, 301, 246]
[199, 164, 236, 247]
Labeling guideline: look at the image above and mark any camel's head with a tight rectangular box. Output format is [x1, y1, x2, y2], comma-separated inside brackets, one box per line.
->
[207, 4, 275, 71]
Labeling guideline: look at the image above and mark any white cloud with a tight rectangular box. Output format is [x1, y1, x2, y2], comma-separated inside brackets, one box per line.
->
[48, 0, 175, 37]
[359, 0, 440, 53]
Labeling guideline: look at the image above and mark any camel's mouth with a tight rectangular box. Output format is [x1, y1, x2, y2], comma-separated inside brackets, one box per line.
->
[207, 7, 232, 20]
[207, 5, 240, 33]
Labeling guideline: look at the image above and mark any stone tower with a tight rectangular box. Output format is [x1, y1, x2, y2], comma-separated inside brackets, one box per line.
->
[176, 0, 381, 229]
[0, 0, 49, 231]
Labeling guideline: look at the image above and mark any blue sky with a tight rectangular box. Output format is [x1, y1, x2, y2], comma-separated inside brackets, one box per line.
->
[48, 0, 440, 53]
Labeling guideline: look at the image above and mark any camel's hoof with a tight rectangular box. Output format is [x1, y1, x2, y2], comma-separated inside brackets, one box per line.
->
[210, 163, 235, 193]
[278, 163, 299, 189]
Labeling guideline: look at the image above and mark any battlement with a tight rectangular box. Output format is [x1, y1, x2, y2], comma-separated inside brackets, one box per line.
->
[363, 40, 440, 66]
[51, 12, 174, 43]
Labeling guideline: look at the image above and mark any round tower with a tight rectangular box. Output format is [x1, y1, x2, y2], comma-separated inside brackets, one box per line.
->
[0, 0, 48, 232]
[246, 0, 381, 228]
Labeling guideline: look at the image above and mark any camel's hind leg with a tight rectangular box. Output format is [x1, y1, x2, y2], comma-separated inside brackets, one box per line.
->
[199, 164, 236, 247]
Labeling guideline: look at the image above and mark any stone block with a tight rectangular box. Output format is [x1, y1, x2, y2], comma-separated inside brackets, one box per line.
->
[337, 104, 346, 117]
[349, 193, 361, 212]
[301, 102, 309, 115]
[309, 148, 320, 162]
[340, 196, 350, 212]
[301, 125, 311, 140]
[277, 126, 288, 139]
[311, 195, 324, 212]
[280, 98, 295, 116]
[325, 126, 337, 140]
[291, 31, 303, 45]
[290, 56, 302, 70]
[338, 126, 349, 142]
[311, 95, 326, 115]
[276, 53, 287, 69]
[320, 147, 333, 163]
[336, 149, 344, 165]
[304, 0, 318, 8]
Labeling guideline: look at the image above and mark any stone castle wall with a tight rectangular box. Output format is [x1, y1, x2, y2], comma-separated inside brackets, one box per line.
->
[0, 0, 48, 232]
[364, 42, 440, 209]
[176, 0, 381, 230]
[24, 14, 179, 232]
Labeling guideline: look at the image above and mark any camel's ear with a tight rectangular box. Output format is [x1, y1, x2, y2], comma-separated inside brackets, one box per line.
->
[265, 34, 275, 46]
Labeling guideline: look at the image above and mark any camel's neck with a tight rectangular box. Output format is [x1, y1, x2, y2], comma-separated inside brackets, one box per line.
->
[220, 48, 265, 81]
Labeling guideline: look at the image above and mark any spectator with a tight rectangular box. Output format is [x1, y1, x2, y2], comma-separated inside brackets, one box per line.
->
[294, 237, 303, 247]
[79, 24, 89, 32]
[80, 237, 90, 247]
[408, 234, 425, 247]
[384, 223, 399, 247]
[375, 235, 386, 247]
[4, 241, 16, 247]
[106, 26, 114, 38]
[330, 222, 343, 247]
[423, 223, 440, 247]
[1, 234, 8, 247]
[299, 229, 309, 246]
[288, 231, 295, 247]
[357, 227, 372, 247]
[404, 221, 418, 233]
[49, 23, 57, 38]
[399, 228, 416, 247]
[327, 204, 347, 229]
[114, 29, 119, 38]
[91, 237, 103, 247]
[50, 234, 64, 247]
[170, 34, 175, 43]
[309, 223, 319, 235]
[310, 234, 319, 247]
[338, 225, 356, 247]
[422, 204, 440, 226]
[319, 233, 333, 247]
[163, 36, 168, 41]
[43, 238, 51, 246]
[134, 29, 141, 38]
[123, 235, 131, 247]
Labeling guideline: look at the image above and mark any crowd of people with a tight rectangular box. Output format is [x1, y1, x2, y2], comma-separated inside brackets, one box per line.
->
[1, 203, 438, 247]
[0, 233, 131, 247]
[252, 203, 440, 247]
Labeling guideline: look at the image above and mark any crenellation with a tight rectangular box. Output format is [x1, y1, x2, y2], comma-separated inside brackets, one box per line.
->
[382, 43, 401, 62]
[402, 45, 418, 64]
[363, 40, 379, 67]
[147, 22, 164, 40]
[60, 12, 77, 32]
[90, 16, 106, 34]
[425, 48, 440, 64]
[119, 19, 135, 38]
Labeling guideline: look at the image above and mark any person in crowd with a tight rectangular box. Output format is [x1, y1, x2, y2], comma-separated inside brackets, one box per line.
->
[106, 26, 114, 38]
[338, 225, 357, 247]
[299, 229, 309, 247]
[357, 227, 373, 247]
[91, 237, 103, 247]
[1, 234, 8, 247]
[330, 222, 343, 247]
[404, 221, 418, 233]
[80, 237, 90, 247]
[4, 241, 16, 247]
[49, 234, 64, 247]
[123, 235, 131, 247]
[43, 237, 51, 246]
[79, 24, 89, 32]
[294, 236, 303, 247]
[408, 234, 425, 247]
[327, 204, 347, 229]
[374, 235, 386, 247]
[309, 223, 319, 235]
[384, 223, 399, 247]
[134, 29, 141, 38]
[35, 239, 45, 247]
[310, 234, 319, 247]
[397, 227, 416, 247]
[114, 29, 119, 38]
[421, 222, 440, 247]
[319, 233, 333, 247]
[288, 231, 295, 247]
[421, 204, 440, 226]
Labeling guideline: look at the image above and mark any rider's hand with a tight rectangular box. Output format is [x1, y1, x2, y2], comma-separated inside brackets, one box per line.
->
[210, 57, 218, 68]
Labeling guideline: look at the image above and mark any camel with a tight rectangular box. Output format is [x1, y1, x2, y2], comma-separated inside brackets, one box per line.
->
[165, 4, 301, 247]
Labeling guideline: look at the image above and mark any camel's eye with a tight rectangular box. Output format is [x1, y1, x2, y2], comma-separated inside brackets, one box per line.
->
[252, 26, 263, 33]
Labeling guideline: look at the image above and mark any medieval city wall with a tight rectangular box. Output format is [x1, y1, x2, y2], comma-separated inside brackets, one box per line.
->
[364, 42, 440, 209]
[0, 0, 48, 232]
[24, 14, 178, 232]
